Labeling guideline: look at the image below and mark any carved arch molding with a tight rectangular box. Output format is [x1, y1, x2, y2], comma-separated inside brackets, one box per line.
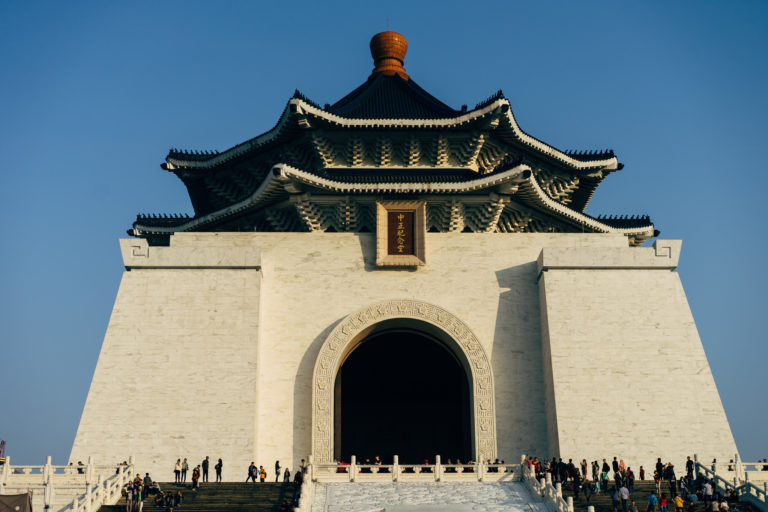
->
[311, 299, 497, 463]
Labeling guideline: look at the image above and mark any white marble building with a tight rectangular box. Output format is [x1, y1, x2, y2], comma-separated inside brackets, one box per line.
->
[70, 31, 737, 480]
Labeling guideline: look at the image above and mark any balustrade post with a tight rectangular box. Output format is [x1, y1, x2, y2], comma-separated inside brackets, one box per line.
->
[567, 496, 574, 512]
[588, 506, 595, 512]
[2, 456, 9, 487]
[85, 482, 92, 512]
[546, 472, 552, 486]
[308, 455, 314, 483]
[556, 482, 562, 498]
[479, 460, 485, 482]
[128, 456, 134, 477]
[735, 453, 744, 483]
[393, 455, 399, 483]
[45, 455, 52, 484]
[435, 455, 441, 482]
[86, 456, 94, 486]
[350, 456, 356, 483]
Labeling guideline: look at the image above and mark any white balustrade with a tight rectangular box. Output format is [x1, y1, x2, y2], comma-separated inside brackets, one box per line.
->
[308, 455, 516, 483]
[0, 456, 134, 512]
[520, 456, 573, 512]
[694, 457, 768, 511]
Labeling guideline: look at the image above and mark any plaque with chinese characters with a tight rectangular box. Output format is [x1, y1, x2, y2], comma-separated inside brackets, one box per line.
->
[387, 211, 414, 255]
[375, 201, 426, 267]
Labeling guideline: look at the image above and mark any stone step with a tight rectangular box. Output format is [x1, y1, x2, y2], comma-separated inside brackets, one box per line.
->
[99, 482, 297, 512]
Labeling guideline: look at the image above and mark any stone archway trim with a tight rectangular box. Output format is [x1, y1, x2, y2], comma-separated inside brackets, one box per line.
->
[311, 299, 497, 463]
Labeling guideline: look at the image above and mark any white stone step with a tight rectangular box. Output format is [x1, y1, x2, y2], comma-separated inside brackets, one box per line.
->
[311, 481, 541, 512]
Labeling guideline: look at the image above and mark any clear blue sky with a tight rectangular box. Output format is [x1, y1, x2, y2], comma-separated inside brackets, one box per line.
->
[1, 1, 766, 464]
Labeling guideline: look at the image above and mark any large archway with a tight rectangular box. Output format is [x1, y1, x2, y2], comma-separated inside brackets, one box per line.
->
[311, 299, 497, 464]
[335, 329, 472, 463]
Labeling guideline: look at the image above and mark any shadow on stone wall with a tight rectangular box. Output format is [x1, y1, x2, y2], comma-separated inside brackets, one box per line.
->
[492, 262, 549, 460]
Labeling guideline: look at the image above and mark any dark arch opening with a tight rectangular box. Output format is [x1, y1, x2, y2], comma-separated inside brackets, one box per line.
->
[334, 329, 472, 464]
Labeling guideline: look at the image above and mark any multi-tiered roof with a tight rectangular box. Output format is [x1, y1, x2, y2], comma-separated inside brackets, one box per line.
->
[133, 31, 656, 245]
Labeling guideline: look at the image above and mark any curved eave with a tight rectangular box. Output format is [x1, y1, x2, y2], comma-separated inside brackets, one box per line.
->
[516, 171, 655, 242]
[298, 99, 619, 172]
[163, 103, 295, 170]
[133, 163, 653, 244]
[165, 97, 619, 174]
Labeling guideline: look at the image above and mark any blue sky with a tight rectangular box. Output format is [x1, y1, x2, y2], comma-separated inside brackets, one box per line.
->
[1, 1, 766, 464]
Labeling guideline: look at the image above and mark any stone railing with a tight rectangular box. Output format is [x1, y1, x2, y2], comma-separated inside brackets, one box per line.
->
[693, 457, 767, 512]
[68, 463, 134, 512]
[308, 455, 517, 483]
[695, 454, 768, 485]
[521, 456, 574, 512]
[0, 456, 134, 512]
[294, 470, 313, 512]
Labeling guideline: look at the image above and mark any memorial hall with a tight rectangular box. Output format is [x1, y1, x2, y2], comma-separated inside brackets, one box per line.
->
[69, 31, 738, 481]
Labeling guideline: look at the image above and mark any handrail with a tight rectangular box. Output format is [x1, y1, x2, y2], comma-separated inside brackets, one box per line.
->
[0, 455, 135, 512]
[294, 469, 313, 512]
[694, 460, 767, 512]
[521, 456, 573, 512]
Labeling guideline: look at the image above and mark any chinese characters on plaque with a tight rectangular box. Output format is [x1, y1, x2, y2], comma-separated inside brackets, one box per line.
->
[387, 211, 414, 255]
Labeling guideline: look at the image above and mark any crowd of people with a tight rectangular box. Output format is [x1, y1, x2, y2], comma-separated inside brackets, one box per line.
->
[121, 471, 168, 512]
[115, 457, 306, 512]
[172, 456, 223, 488]
[524, 456, 758, 512]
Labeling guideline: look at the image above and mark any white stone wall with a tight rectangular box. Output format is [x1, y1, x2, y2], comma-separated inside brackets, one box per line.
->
[70, 232, 737, 480]
[70, 240, 262, 481]
[537, 241, 738, 471]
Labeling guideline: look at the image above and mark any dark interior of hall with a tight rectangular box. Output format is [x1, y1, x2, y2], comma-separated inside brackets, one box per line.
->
[335, 329, 472, 464]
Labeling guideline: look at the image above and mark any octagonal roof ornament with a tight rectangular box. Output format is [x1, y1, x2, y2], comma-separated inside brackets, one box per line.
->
[369, 31, 409, 79]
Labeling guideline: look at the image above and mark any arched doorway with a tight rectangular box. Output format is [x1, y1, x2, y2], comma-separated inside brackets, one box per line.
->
[334, 329, 472, 463]
[311, 300, 497, 464]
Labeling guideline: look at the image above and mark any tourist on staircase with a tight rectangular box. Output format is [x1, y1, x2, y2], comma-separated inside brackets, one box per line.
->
[201, 456, 209, 483]
[648, 490, 659, 512]
[274, 460, 281, 482]
[191, 465, 200, 490]
[180, 459, 187, 483]
[173, 459, 181, 484]
[215, 458, 222, 482]
[246, 461, 256, 482]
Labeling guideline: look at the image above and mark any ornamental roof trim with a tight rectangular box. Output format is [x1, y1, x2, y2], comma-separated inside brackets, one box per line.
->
[133, 163, 653, 242]
[165, 97, 619, 173]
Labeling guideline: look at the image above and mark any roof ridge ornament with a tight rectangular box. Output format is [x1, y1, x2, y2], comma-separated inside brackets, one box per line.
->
[369, 31, 409, 79]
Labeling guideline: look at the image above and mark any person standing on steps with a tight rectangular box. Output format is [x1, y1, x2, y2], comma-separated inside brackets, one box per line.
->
[174, 459, 181, 484]
[191, 465, 200, 491]
[181, 459, 188, 483]
[275, 461, 281, 482]
[202, 456, 209, 483]
[283, 468, 290, 483]
[246, 462, 256, 483]
[215, 458, 222, 482]
[259, 465, 267, 482]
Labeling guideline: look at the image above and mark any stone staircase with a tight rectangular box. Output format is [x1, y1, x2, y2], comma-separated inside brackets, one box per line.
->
[569, 480, 707, 512]
[99, 482, 297, 512]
